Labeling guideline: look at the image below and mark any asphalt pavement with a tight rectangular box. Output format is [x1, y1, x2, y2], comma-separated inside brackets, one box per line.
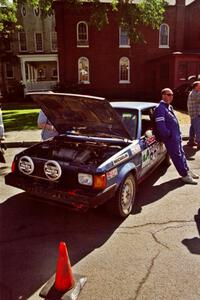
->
[2, 123, 200, 300]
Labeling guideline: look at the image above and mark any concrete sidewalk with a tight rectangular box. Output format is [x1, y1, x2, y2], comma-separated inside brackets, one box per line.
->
[3, 129, 41, 148]
[2, 125, 190, 148]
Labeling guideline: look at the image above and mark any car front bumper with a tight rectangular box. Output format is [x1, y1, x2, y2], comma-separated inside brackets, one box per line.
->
[5, 173, 118, 210]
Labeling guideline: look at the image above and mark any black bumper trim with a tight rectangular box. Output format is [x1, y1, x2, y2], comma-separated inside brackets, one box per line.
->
[5, 173, 117, 210]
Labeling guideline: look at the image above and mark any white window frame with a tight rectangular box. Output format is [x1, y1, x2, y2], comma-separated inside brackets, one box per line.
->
[21, 5, 26, 16]
[77, 21, 89, 48]
[33, 6, 40, 17]
[159, 23, 169, 48]
[5, 63, 14, 79]
[5, 34, 11, 52]
[51, 31, 57, 52]
[52, 68, 58, 79]
[78, 57, 90, 84]
[34, 32, 43, 52]
[119, 57, 130, 84]
[119, 26, 130, 48]
[18, 32, 27, 52]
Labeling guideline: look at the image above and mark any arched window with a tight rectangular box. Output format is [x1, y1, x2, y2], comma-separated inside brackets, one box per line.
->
[34, 6, 40, 17]
[21, 5, 26, 16]
[119, 57, 130, 83]
[159, 23, 169, 48]
[78, 57, 89, 83]
[77, 22, 88, 47]
[119, 26, 130, 47]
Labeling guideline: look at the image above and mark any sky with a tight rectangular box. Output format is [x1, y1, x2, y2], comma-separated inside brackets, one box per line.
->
[167, 0, 195, 4]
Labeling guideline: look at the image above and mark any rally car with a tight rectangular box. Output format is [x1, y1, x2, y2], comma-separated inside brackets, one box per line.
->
[5, 93, 169, 218]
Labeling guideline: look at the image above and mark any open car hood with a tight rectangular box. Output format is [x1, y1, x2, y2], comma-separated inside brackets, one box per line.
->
[28, 92, 132, 140]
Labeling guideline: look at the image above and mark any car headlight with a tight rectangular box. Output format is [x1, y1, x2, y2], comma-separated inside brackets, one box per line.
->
[78, 173, 93, 186]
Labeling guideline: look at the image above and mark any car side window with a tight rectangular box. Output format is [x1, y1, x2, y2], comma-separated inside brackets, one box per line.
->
[115, 108, 138, 139]
[141, 108, 155, 136]
[122, 113, 137, 138]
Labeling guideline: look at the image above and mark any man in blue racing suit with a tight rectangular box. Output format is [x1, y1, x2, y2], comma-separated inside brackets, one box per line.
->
[154, 88, 199, 184]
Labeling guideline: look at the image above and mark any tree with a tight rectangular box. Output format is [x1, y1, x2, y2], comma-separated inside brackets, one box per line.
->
[0, 0, 167, 41]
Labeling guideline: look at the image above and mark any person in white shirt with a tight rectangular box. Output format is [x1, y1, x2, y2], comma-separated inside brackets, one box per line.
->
[0, 104, 5, 141]
[37, 110, 58, 141]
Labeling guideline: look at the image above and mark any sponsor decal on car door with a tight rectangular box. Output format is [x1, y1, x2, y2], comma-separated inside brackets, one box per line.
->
[141, 135, 160, 176]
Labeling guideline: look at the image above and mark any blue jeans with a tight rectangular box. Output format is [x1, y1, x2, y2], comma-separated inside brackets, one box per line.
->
[191, 117, 200, 144]
[189, 124, 195, 142]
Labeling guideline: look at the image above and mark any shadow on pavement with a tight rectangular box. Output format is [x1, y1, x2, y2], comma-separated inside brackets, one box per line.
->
[0, 193, 123, 300]
[132, 164, 184, 214]
[182, 208, 200, 255]
[0, 162, 191, 299]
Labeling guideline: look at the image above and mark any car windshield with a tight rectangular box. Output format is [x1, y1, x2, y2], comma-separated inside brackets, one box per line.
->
[114, 108, 138, 140]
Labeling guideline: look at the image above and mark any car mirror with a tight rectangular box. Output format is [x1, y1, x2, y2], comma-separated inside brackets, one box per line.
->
[145, 130, 153, 138]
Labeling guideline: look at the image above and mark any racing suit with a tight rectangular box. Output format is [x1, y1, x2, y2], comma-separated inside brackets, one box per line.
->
[154, 100, 188, 177]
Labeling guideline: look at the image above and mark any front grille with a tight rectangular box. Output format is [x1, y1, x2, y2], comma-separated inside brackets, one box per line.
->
[17, 157, 79, 188]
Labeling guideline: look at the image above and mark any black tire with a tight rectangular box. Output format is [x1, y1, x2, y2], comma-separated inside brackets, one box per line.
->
[108, 173, 136, 218]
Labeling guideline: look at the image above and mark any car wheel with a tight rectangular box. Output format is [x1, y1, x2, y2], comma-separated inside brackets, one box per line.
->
[108, 173, 136, 218]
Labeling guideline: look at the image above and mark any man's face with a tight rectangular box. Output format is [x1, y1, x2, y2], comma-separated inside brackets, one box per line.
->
[162, 89, 174, 104]
[196, 83, 200, 92]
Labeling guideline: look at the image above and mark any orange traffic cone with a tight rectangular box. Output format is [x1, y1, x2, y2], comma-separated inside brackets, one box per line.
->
[54, 242, 75, 292]
[40, 242, 87, 300]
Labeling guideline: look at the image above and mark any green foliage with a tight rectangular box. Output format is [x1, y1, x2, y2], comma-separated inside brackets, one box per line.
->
[0, 1, 17, 33]
[89, 0, 167, 42]
[0, 0, 167, 42]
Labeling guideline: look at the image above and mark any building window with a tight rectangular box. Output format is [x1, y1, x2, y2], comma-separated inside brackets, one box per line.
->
[18, 32, 27, 52]
[78, 57, 89, 83]
[119, 27, 130, 47]
[34, 6, 40, 17]
[52, 68, 58, 79]
[177, 62, 188, 80]
[5, 63, 14, 78]
[35, 32, 43, 52]
[48, 10, 53, 17]
[21, 5, 26, 16]
[77, 22, 88, 47]
[159, 24, 169, 48]
[37, 68, 46, 80]
[51, 31, 57, 52]
[119, 57, 130, 83]
[4, 34, 11, 51]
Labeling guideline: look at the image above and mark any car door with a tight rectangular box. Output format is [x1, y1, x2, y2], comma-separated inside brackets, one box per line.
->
[139, 108, 161, 177]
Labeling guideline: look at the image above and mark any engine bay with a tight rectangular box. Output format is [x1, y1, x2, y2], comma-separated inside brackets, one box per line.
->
[26, 137, 126, 167]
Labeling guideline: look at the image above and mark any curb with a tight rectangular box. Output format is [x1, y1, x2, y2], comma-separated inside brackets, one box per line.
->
[4, 141, 39, 148]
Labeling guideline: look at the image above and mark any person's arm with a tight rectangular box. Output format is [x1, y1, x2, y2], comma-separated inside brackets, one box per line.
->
[154, 106, 171, 141]
[37, 111, 55, 131]
[0, 108, 5, 139]
[38, 122, 55, 131]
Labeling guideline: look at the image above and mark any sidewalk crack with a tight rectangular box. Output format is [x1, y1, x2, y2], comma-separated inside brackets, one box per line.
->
[133, 251, 160, 300]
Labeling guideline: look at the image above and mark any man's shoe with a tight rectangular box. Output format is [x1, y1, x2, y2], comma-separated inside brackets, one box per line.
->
[187, 141, 198, 146]
[182, 175, 198, 185]
[188, 170, 199, 179]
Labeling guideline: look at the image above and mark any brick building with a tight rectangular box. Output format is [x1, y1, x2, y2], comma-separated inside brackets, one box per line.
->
[53, 0, 200, 101]
[0, 4, 59, 99]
